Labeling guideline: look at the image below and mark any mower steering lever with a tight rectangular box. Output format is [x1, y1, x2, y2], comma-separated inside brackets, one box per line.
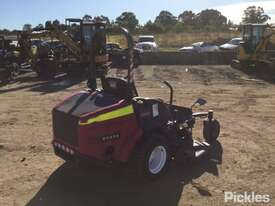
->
[163, 81, 173, 105]
[193, 110, 214, 121]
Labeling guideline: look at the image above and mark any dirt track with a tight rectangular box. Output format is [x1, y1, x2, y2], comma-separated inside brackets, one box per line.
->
[0, 65, 275, 206]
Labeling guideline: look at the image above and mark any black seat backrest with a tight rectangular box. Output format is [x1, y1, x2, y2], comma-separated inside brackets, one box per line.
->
[102, 77, 133, 99]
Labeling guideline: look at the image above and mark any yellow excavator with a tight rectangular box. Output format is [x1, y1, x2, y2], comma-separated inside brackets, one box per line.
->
[18, 18, 108, 78]
[231, 23, 275, 73]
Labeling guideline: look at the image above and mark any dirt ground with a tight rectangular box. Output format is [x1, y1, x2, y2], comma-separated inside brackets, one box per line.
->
[0, 65, 275, 206]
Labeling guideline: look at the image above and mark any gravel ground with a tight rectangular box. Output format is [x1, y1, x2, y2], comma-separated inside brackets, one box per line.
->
[0, 65, 275, 206]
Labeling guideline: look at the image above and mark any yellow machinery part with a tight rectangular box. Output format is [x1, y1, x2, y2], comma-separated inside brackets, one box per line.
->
[79, 105, 134, 126]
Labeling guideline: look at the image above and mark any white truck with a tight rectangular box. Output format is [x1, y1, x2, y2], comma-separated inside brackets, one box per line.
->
[135, 35, 159, 52]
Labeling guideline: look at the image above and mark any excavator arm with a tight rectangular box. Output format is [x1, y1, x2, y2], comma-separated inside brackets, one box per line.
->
[255, 25, 275, 54]
[19, 26, 81, 59]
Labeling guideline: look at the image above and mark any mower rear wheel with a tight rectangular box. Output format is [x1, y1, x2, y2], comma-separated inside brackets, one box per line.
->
[132, 136, 169, 179]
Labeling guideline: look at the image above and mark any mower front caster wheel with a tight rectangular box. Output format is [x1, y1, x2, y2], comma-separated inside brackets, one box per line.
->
[203, 118, 220, 143]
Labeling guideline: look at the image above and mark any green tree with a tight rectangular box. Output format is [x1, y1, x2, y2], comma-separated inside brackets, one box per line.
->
[11, 29, 20, 34]
[155, 10, 177, 31]
[178, 10, 196, 25]
[59, 24, 66, 31]
[116, 12, 139, 32]
[93, 15, 111, 27]
[45, 21, 52, 29]
[52, 19, 61, 30]
[99, 15, 110, 25]
[242, 6, 270, 24]
[23, 24, 32, 32]
[195, 9, 228, 31]
[0, 29, 10, 35]
[83, 14, 92, 21]
[173, 22, 185, 33]
[33, 24, 44, 31]
[53, 19, 60, 26]
[143, 20, 164, 33]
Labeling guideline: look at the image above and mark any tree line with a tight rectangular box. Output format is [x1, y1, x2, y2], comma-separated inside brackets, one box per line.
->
[0, 6, 271, 35]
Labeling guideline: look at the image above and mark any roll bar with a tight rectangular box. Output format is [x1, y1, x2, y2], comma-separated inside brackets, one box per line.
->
[87, 23, 136, 92]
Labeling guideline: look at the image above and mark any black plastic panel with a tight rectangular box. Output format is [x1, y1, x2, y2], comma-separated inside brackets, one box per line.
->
[57, 91, 121, 117]
[52, 109, 79, 146]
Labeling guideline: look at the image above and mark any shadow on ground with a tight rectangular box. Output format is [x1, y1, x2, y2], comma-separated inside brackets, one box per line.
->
[29, 75, 86, 95]
[233, 65, 275, 85]
[0, 73, 86, 95]
[27, 142, 223, 206]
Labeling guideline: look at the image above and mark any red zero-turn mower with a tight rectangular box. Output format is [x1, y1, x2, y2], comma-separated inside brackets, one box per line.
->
[52, 18, 221, 179]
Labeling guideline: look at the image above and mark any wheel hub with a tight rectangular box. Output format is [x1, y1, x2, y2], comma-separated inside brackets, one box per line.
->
[148, 146, 167, 174]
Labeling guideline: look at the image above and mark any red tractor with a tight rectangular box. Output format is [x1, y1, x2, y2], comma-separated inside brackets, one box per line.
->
[52, 19, 220, 179]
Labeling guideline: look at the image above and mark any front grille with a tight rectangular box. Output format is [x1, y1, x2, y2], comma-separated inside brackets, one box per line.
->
[142, 45, 151, 50]
[52, 109, 78, 146]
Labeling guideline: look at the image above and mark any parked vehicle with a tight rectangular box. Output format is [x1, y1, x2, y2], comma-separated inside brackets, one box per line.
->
[179, 42, 219, 53]
[136, 35, 159, 52]
[18, 19, 106, 79]
[106, 43, 122, 52]
[106, 42, 142, 68]
[31, 39, 44, 47]
[220, 37, 242, 51]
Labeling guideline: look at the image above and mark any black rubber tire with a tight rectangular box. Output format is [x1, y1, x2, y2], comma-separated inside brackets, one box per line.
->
[11, 63, 20, 77]
[203, 119, 220, 143]
[35, 61, 56, 80]
[131, 135, 170, 180]
[0, 76, 11, 85]
[0, 69, 12, 85]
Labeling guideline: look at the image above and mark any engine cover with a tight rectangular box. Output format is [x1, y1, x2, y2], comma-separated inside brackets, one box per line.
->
[52, 90, 142, 162]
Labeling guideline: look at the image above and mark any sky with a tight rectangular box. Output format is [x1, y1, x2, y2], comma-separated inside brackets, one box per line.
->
[0, 0, 275, 30]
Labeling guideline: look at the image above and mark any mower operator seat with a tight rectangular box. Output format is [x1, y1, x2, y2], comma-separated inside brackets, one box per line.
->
[132, 97, 172, 132]
[102, 77, 135, 99]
